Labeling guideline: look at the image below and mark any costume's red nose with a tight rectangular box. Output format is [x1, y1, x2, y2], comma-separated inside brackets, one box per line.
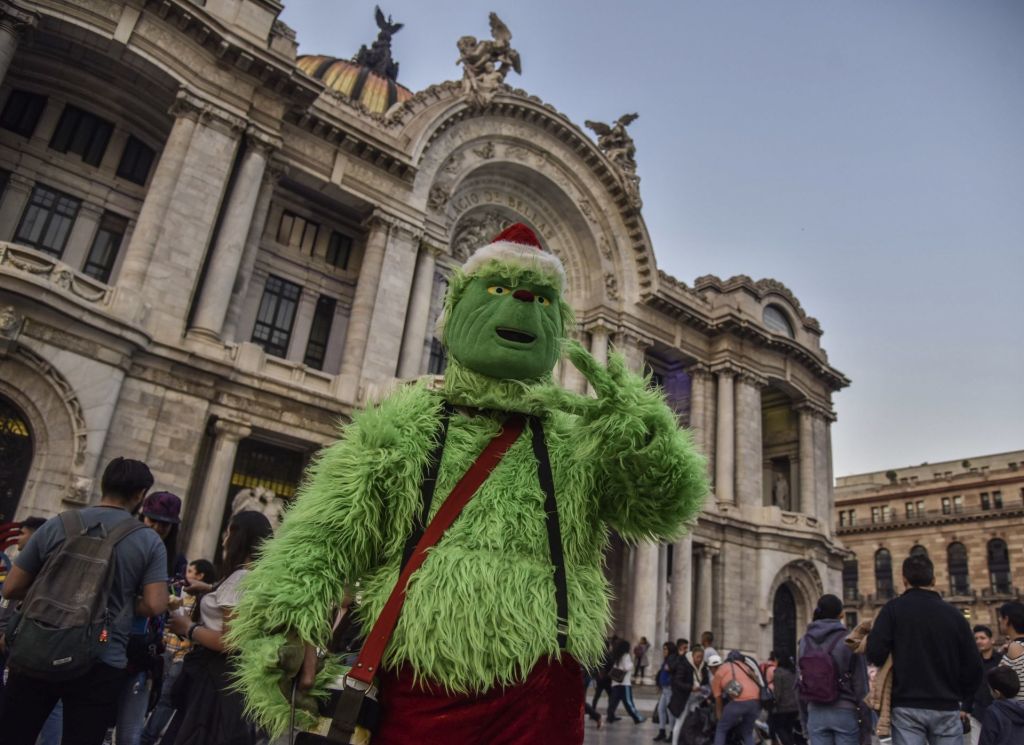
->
[513, 289, 534, 302]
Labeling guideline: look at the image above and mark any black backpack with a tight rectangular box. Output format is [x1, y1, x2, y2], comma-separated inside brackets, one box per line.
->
[7, 511, 144, 680]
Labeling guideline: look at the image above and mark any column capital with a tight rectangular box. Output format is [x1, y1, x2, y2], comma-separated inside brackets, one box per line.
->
[736, 369, 769, 388]
[697, 544, 720, 560]
[364, 209, 422, 241]
[0, 1, 39, 31]
[612, 328, 655, 351]
[7, 171, 34, 191]
[213, 418, 252, 441]
[245, 126, 281, 156]
[584, 319, 615, 336]
[796, 400, 835, 421]
[710, 362, 739, 378]
[77, 201, 105, 220]
[169, 89, 246, 136]
[685, 362, 713, 380]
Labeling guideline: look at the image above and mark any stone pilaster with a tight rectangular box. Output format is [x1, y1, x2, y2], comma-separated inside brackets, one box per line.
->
[222, 162, 282, 342]
[188, 418, 251, 560]
[714, 368, 736, 504]
[735, 371, 766, 509]
[339, 212, 390, 388]
[0, 172, 34, 240]
[286, 289, 318, 363]
[586, 322, 612, 396]
[396, 242, 439, 378]
[695, 545, 719, 639]
[798, 405, 817, 518]
[190, 128, 275, 338]
[686, 365, 711, 454]
[0, 2, 37, 86]
[62, 202, 104, 272]
[669, 532, 693, 642]
[559, 327, 587, 393]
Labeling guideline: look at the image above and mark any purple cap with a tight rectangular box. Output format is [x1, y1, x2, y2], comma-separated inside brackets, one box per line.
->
[141, 491, 181, 524]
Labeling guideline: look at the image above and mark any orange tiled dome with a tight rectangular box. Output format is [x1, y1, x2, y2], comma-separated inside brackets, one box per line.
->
[298, 55, 413, 115]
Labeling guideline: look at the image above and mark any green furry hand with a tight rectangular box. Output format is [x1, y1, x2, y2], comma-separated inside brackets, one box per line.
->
[276, 637, 323, 718]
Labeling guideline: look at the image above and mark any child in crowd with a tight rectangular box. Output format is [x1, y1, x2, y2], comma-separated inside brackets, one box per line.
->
[979, 666, 1024, 745]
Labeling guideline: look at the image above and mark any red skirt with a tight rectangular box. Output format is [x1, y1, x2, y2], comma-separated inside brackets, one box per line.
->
[373, 654, 584, 745]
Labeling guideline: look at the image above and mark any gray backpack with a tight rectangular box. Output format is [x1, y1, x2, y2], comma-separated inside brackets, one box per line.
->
[7, 511, 144, 680]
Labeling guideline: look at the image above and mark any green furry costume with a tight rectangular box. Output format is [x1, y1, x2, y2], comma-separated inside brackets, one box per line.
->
[229, 224, 708, 735]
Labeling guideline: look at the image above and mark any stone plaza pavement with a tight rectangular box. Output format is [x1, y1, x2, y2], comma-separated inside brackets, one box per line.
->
[584, 686, 664, 745]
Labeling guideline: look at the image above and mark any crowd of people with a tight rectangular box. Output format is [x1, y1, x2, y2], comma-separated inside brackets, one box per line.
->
[0, 457, 271, 745]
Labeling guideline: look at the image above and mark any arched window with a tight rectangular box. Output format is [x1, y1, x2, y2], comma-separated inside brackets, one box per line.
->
[842, 558, 859, 602]
[875, 549, 894, 600]
[910, 545, 928, 558]
[988, 539, 1012, 595]
[948, 542, 970, 596]
[763, 305, 795, 338]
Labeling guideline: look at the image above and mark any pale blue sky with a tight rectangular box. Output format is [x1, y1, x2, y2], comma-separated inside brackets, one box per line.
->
[280, 0, 1024, 476]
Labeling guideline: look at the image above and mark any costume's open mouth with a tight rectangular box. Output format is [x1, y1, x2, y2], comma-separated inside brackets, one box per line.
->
[495, 327, 536, 344]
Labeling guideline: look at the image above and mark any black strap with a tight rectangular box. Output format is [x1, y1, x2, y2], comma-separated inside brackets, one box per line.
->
[529, 416, 569, 650]
[400, 401, 453, 572]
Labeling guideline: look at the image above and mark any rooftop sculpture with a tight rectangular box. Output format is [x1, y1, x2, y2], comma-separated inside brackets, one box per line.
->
[456, 13, 521, 109]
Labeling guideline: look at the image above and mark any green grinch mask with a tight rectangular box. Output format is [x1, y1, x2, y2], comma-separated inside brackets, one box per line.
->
[444, 271, 564, 381]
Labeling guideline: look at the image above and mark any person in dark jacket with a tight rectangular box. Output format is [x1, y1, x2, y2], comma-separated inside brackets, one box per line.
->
[978, 666, 1024, 745]
[963, 624, 1003, 743]
[670, 646, 708, 745]
[798, 594, 869, 745]
[866, 554, 983, 745]
[770, 656, 800, 745]
[655, 641, 677, 741]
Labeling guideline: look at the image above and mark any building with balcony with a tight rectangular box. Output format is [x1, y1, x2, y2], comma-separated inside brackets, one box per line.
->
[835, 450, 1024, 628]
[0, 0, 849, 661]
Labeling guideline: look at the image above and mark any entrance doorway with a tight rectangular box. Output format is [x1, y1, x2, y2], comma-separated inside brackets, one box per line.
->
[0, 395, 33, 522]
[772, 584, 798, 663]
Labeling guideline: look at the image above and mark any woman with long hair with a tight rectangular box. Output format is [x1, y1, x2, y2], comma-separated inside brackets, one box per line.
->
[654, 641, 676, 741]
[166, 511, 273, 745]
[607, 638, 645, 724]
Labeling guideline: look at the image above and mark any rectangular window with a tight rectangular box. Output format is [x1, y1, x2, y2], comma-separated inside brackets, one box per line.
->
[981, 493, 990, 511]
[251, 275, 301, 358]
[82, 211, 128, 283]
[427, 337, 447, 375]
[0, 90, 47, 137]
[845, 612, 858, 629]
[871, 507, 881, 524]
[848, 509, 856, 526]
[14, 184, 80, 257]
[839, 511, 847, 527]
[942, 497, 951, 515]
[326, 231, 352, 270]
[905, 502, 914, 519]
[49, 105, 114, 167]
[916, 500, 924, 515]
[276, 210, 319, 254]
[993, 491, 1002, 509]
[116, 135, 156, 185]
[952, 495, 963, 513]
[303, 295, 337, 370]
[881, 505, 891, 522]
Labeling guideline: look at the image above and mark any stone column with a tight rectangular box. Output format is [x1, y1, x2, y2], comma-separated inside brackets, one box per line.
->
[61, 202, 103, 271]
[190, 129, 274, 339]
[396, 243, 438, 378]
[655, 544, 667, 645]
[714, 369, 736, 503]
[286, 289, 318, 363]
[686, 365, 710, 452]
[222, 163, 281, 342]
[0, 2, 37, 87]
[799, 406, 817, 518]
[117, 93, 200, 291]
[339, 213, 390, 384]
[586, 323, 611, 396]
[695, 545, 719, 638]
[560, 328, 587, 394]
[630, 542, 659, 655]
[735, 372, 765, 509]
[188, 418, 251, 560]
[0, 172, 33, 240]
[669, 533, 694, 641]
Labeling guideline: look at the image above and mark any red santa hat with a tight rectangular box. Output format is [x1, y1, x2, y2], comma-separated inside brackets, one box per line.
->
[461, 223, 566, 293]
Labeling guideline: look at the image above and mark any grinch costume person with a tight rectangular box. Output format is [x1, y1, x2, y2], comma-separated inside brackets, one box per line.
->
[229, 224, 708, 744]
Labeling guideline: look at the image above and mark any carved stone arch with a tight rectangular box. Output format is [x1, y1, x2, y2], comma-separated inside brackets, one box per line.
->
[0, 344, 89, 516]
[409, 114, 643, 304]
[767, 559, 825, 645]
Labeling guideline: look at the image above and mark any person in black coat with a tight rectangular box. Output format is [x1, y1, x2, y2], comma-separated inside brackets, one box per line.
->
[669, 645, 708, 744]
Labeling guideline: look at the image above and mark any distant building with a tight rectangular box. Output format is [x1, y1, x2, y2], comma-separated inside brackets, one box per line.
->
[0, 0, 849, 661]
[835, 451, 1024, 629]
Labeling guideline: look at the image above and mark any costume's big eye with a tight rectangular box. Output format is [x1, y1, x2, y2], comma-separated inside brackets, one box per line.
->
[487, 286, 510, 296]
[536, 296, 551, 306]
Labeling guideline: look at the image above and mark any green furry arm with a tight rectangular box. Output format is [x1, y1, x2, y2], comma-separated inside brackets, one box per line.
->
[227, 383, 437, 735]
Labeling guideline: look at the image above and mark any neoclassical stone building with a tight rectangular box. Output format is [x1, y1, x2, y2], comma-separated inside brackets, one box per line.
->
[0, 0, 849, 662]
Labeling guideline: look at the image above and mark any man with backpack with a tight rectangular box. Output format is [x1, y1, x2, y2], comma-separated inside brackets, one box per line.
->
[797, 594, 868, 745]
[709, 650, 764, 745]
[866, 554, 983, 745]
[0, 457, 168, 745]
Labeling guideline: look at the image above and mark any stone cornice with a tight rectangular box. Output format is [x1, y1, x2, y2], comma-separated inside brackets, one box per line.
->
[796, 400, 836, 421]
[0, 0, 37, 30]
[245, 126, 282, 156]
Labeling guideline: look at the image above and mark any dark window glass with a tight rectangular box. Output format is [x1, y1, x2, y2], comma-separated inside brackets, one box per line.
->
[988, 539, 1012, 594]
[763, 304, 795, 338]
[14, 184, 80, 257]
[905, 502, 914, 518]
[910, 545, 928, 558]
[427, 337, 447, 375]
[116, 136, 156, 185]
[981, 493, 991, 510]
[875, 549, 893, 600]
[82, 212, 128, 283]
[251, 275, 301, 358]
[276, 210, 319, 253]
[49, 105, 114, 167]
[0, 170, 8, 199]
[941, 497, 951, 515]
[326, 231, 352, 269]
[948, 542, 970, 596]
[842, 558, 859, 602]
[993, 491, 1002, 509]
[0, 90, 47, 137]
[845, 612, 858, 629]
[303, 295, 337, 370]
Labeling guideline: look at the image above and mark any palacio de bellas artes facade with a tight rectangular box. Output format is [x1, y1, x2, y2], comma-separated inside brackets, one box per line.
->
[0, 0, 850, 662]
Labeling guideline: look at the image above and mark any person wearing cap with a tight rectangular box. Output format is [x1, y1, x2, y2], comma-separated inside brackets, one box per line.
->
[229, 223, 710, 744]
[709, 650, 763, 745]
[797, 594, 869, 745]
[115, 490, 185, 745]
